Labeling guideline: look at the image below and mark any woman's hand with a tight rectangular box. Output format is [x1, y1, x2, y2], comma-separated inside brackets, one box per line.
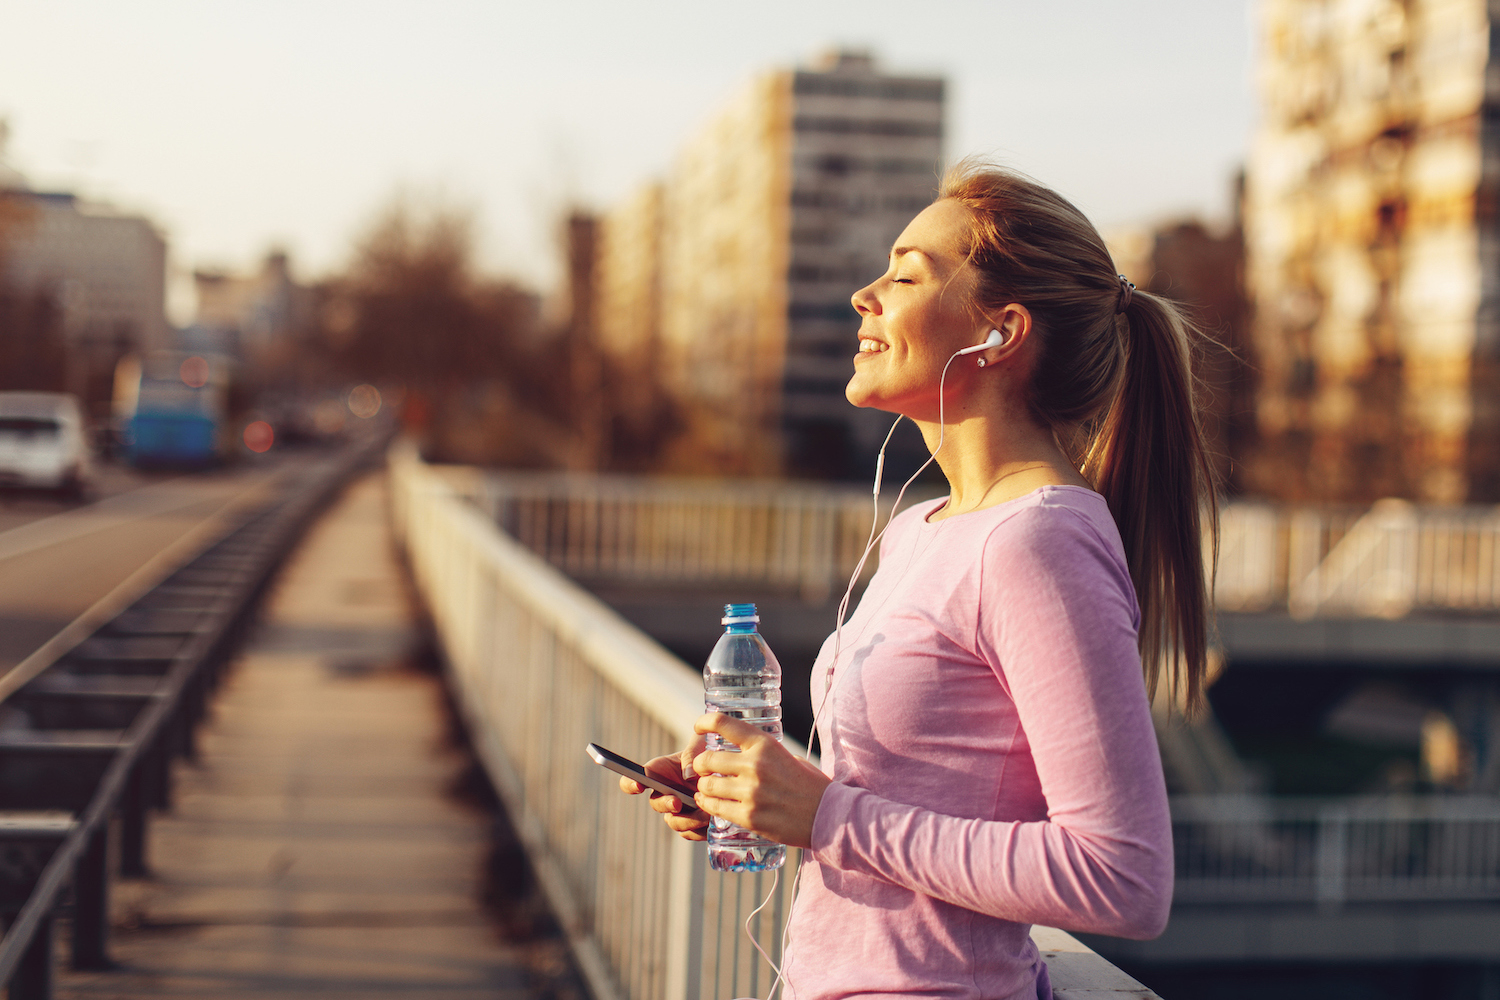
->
[692, 713, 832, 849]
[619, 736, 711, 840]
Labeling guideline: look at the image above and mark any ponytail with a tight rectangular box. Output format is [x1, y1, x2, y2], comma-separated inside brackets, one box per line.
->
[1085, 292, 1217, 712]
[941, 158, 1218, 712]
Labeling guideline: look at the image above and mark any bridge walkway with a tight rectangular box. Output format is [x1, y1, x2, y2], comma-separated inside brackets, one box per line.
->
[52, 472, 558, 999]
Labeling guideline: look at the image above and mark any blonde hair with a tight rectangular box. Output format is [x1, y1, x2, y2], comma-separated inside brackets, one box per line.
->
[941, 158, 1218, 711]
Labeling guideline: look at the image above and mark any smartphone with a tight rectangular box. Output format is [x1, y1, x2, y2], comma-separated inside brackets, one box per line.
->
[586, 742, 700, 811]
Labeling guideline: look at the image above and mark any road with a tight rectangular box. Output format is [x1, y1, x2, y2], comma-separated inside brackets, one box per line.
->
[0, 451, 323, 679]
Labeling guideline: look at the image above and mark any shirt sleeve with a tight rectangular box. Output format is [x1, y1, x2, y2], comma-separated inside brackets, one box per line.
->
[808, 506, 1173, 940]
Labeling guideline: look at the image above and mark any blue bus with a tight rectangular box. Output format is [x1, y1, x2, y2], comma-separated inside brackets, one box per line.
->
[113, 351, 238, 466]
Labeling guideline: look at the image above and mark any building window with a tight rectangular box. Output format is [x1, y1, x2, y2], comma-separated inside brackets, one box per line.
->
[792, 116, 942, 138]
[792, 75, 944, 102]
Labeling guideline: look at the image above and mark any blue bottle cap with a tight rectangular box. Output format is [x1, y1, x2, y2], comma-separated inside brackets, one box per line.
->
[722, 602, 759, 625]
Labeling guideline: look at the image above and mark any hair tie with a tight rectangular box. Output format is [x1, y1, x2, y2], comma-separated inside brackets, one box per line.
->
[1116, 274, 1135, 314]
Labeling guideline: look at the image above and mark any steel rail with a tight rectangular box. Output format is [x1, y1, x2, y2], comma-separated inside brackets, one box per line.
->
[0, 433, 387, 997]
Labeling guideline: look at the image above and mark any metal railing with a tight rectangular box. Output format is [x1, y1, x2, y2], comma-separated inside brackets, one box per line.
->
[465, 470, 925, 604]
[390, 445, 1161, 1000]
[1172, 795, 1500, 907]
[455, 472, 1500, 622]
[1214, 499, 1500, 618]
[420, 464, 1500, 915]
[0, 440, 382, 999]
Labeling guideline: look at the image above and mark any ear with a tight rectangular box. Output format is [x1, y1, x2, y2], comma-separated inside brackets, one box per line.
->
[975, 304, 1033, 365]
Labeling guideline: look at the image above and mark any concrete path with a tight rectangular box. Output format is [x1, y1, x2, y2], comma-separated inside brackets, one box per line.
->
[56, 472, 556, 998]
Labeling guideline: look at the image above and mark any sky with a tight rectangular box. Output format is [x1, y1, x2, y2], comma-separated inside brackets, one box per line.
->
[0, 1, 1256, 317]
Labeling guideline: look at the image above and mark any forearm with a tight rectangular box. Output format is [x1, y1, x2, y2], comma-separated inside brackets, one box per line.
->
[811, 782, 1172, 938]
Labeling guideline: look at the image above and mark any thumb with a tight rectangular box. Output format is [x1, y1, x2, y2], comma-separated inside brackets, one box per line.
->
[694, 712, 768, 747]
[678, 734, 707, 780]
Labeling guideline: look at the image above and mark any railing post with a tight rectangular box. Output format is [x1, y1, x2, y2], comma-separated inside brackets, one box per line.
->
[662, 838, 706, 1000]
[119, 765, 148, 877]
[144, 736, 172, 812]
[9, 914, 54, 1000]
[71, 826, 110, 970]
[1287, 508, 1325, 618]
[1316, 806, 1348, 911]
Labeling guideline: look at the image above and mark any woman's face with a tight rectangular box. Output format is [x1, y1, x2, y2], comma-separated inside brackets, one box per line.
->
[846, 199, 989, 419]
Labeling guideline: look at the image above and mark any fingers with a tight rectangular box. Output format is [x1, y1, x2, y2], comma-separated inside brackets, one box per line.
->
[644, 787, 709, 839]
[614, 746, 709, 842]
[691, 734, 831, 848]
[642, 752, 690, 783]
[693, 773, 752, 824]
[691, 714, 776, 779]
[678, 735, 708, 780]
[693, 712, 770, 750]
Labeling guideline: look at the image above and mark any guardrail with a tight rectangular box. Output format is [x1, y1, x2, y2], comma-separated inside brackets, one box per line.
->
[390, 444, 1162, 1000]
[0, 438, 383, 999]
[464, 469, 918, 604]
[1215, 500, 1500, 618]
[1172, 794, 1500, 907]
[450, 474, 1500, 621]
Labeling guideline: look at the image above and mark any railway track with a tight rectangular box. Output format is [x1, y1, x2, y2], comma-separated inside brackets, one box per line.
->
[0, 437, 385, 998]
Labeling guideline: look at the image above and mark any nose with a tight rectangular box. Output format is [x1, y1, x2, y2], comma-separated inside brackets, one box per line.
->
[852, 279, 880, 317]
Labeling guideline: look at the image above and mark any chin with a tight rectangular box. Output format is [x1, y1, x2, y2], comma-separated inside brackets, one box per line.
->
[846, 393, 896, 415]
[846, 370, 912, 414]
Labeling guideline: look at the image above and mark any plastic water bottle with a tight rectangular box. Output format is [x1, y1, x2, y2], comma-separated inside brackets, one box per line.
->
[703, 602, 786, 872]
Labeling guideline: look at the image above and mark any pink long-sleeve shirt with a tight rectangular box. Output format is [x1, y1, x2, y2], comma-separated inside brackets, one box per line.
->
[784, 486, 1172, 1000]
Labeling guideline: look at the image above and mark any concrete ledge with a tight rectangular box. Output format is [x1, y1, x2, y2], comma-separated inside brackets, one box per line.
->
[1084, 903, 1500, 964]
[1032, 926, 1163, 998]
[1218, 613, 1500, 668]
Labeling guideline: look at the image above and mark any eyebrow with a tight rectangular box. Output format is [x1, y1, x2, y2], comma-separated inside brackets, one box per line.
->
[890, 245, 932, 261]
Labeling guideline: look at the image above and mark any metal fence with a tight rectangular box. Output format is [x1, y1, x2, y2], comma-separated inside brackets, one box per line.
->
[0, 443, 380, 999]
[1214, 499, 1500, 618]
[389, 445, 1159, 1000]
[457, 473, 1500, 622]
[1172, 795, 1500, 907]
[465, 470, 923, 604]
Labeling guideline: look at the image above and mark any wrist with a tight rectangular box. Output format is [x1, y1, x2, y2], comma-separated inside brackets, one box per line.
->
[791, 772, 834, 849]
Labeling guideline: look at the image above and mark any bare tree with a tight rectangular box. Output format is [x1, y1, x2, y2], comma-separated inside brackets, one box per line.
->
[322, 191, 569, 465]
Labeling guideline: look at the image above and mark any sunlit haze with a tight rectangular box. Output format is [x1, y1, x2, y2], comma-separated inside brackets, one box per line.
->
[0, 0, 1254, 308]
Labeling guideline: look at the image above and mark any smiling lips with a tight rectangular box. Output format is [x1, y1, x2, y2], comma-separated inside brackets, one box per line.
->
[857, 338, 888, 355]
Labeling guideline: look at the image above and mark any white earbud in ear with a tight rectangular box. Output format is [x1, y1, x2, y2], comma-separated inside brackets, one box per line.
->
[956, 328, 1004, 356]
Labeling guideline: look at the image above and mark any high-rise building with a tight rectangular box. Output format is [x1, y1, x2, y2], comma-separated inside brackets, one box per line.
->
[1109, 201, 1256, 497]
[595, 49, 944, 477]
[1245, 0, 1499, 502]
[594, 183, 666, 463]
[0, 191, 169, 355]
[0, 188, 169, 415]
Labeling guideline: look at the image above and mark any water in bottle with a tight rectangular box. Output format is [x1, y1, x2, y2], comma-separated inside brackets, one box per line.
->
[703, 602, 786, 872]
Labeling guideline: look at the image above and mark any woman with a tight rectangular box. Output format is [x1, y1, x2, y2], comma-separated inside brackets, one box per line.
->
[623, 159, 1215, 1000]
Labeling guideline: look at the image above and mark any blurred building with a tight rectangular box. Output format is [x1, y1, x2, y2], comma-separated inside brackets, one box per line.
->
[0, 190, 169, 355]
[593, 183, 667, 465]
[594, 49, 944, 476]
[0, 188, 169, 414]
[562, 212, 604, 469]
[191, 250, 312, 363]
[1112, 206, 1257, 497]
[1246, 0, 1500, 502]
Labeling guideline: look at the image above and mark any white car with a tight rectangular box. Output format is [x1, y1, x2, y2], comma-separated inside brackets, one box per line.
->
[0, 392, 93, 498]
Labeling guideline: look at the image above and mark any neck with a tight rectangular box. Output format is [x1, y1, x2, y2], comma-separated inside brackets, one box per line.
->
[911, 397, 1088, 521]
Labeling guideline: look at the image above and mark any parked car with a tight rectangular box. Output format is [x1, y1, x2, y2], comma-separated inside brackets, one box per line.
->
[0, 392, 93, 498]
